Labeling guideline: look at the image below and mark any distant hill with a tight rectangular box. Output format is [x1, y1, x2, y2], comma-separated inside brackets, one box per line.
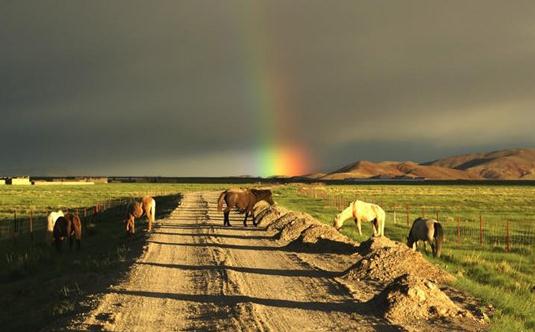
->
[321, 148, 535, 180]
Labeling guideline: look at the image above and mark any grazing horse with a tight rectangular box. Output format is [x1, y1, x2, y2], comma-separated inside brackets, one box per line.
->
[333, 200, 385, 237]
[47, 210, 64, 241]
[407, 218, 444, 257]
[217, 188, 275, 227]
[53, 214, 82, 252]
[125, 196, 156, 235]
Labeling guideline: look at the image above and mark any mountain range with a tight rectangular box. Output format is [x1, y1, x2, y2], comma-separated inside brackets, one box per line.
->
[318, 148, 535, 180]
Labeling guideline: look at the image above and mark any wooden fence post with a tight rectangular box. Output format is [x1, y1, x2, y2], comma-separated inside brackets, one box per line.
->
[479, 213, 483, 245]
[505, 220, 511, 252]
[393, 207, 397, 225]
[456, 216, 460, 244]
[406, 205, 410, 226]
[29, 209, 33, 242]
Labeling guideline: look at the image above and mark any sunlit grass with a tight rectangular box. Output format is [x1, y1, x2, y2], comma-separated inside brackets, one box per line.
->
[275, 184, 535, 331]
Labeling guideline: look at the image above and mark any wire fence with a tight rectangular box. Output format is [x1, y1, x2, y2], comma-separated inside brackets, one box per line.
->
[297, 186, 535, 252]
[0, 199, 129, 242]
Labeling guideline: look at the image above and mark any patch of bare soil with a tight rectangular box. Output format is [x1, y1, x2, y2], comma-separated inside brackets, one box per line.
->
[372, 274, 484, 331]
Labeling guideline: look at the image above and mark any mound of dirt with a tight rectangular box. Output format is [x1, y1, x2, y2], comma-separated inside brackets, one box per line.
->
[255, 205, 288, 227]
[373, 274, 482, 331]
[345, 237, 454, 285]
[277, 216, 322, 242]
[357, 236, 399, 256]
[266, 212, 309, 233]
[286, 224, 357, 253]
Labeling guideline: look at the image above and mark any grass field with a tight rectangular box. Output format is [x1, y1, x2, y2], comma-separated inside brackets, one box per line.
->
[1, 183, 534, 331]
[274, 184, 535, 332]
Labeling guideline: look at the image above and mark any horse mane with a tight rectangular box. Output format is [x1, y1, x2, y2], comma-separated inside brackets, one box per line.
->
[251, 189, 271, 198]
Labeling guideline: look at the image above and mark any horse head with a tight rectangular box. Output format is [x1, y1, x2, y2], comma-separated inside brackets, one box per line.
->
[251, 189, 275, 205]
[333, 213, 343, 230]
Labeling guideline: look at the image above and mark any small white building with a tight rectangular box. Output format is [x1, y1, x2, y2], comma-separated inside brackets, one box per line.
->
[7, 176, 32, 185]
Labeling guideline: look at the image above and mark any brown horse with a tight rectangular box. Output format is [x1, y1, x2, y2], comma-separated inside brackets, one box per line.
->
[53, 214, 82, 252]
[217, 188, 275, 227]
[125, 196, 156, 235]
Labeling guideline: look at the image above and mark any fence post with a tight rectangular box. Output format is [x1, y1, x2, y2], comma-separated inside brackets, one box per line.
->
[479, 212, 483, 245]
[29, 210, 33, 242]
[505, 220, 510, 252]
[393, 207, 397, 225]
[456, 216, 460, 244]
[406, 205, 410, 226]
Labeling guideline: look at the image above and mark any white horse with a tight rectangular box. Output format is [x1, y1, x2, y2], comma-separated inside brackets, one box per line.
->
[47, 210, 64, 240]
[333, 200, 385, 237]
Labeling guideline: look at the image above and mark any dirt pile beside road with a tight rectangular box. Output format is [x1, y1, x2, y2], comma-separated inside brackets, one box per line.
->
[373, 274, 483, 331]
[266, 211, 310, 233]
[286, 224, 357, 253]
[345, 237, 454, 285]
[253, 202, 288, 227]
[276, 215, 322, 242]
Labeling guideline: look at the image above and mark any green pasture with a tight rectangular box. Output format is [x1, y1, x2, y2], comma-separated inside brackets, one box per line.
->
[1, 182, 534, 331]
[274, 184, 535, 332]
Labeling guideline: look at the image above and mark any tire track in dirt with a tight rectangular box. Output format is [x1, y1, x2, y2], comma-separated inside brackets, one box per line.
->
[67, 192, 395, 331]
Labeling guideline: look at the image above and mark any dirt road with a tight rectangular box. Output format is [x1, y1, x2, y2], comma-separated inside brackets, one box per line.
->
[70, 192, 395, 331]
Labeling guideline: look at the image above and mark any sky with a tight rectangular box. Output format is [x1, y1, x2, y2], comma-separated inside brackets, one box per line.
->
[1, 1, 535, 177]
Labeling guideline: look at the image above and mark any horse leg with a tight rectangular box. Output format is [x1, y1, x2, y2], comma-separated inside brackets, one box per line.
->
[243, 211, 249, 227]
[371, 219, 379, 237]
[252, 211, 258, 227]
[224, 209, 231, 226]
[355, 218, 362, 235]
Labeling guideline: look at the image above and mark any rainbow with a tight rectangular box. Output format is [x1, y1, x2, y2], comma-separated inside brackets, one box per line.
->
[237, 3, 311, 177]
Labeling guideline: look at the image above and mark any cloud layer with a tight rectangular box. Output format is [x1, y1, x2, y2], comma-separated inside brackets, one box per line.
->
[1, 1, 534, 176]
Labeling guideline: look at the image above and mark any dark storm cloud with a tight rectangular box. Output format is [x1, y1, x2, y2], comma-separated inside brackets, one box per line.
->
[1, 1, 534, 176]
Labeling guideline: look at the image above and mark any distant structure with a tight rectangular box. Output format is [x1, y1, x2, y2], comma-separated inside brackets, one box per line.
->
[6, 176, 32, 185]
[32, 177, 108, 185]
[0, 178, 5, 185]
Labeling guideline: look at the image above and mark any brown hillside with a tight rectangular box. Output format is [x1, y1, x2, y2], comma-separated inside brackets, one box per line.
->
[425, 148, 535, 179]
[322, 160, 480, 180]
[321, 148, 535, 180]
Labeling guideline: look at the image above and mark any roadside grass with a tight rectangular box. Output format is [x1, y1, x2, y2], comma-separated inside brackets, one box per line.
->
[274, 184, 535, 332]
[0, 183, 231, 221]
[0, 193, 182, 332]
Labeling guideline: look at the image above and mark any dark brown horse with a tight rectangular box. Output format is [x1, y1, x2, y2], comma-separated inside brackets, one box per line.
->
[53, 214, 82, 252]
[125, 196, 156, 235]
[217, 188, 275, 227]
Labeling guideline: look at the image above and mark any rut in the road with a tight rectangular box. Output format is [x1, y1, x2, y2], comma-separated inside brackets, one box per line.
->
[67, 192, 394, 332]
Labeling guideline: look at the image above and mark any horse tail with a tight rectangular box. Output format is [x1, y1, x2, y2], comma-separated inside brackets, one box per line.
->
[217, 191, 227, 212]
[151, 198, 156, 223]
[379, 207, 386, 236]
[73, 215, 82, 240]
[433, 222, 444, 257]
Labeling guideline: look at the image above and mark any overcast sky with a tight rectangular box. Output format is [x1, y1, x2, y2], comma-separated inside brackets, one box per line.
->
[1, 1, 534, 176]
